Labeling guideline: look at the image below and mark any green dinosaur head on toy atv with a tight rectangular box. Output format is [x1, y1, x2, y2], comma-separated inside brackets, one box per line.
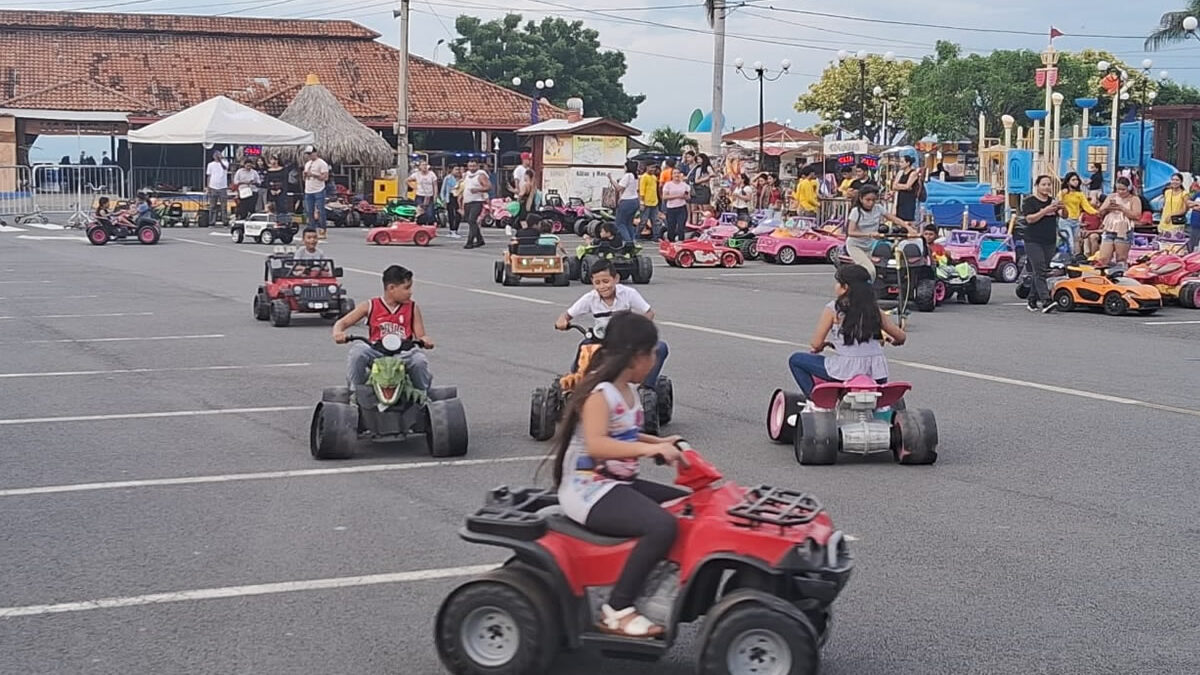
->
[367, 356, 427, 411]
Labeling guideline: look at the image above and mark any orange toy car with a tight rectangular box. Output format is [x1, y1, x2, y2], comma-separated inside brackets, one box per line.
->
[494, 236, 570, 286]
[1050, 265, 1162, 316]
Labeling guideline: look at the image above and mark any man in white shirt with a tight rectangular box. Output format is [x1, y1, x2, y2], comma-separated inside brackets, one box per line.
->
[206, 150, 229, 225]
[461, 158, 491, 249]
[408, 160, 438, 224]
[554, 259, 668, 385]
[302, 146, 330, 230]
[511, 152, 532, 194]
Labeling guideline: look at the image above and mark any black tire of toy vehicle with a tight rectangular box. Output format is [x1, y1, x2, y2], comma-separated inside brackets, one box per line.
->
[655, 375, 674, 425]
[427, 398, 469, 457]
[338, 297, 355, 318]
[87, 226, 109, 246]
[278, 230, 294, 245]
[1015, 281, 1031, 299]
[321, 386, 351, 404]
[310, 402, 357, 459]
[697, 600, 821, 675]
[1102, 291, 1128, 316]
[632, 255, 653, 284]
[137, 225, 160, 245]
[777, 246, 797, 265]
[1180, 281, 1200, 309]
[565, 255, 581, 281]
[529, 387, 555, 441]
[252, 293, 270, 321]
[269, 299, 291, 327]
[640, 387, 660, 435]
[493, 260, 504, 284]
[825, 245, 839, 265]
[579, 255, 601, 284]
[502, 265, 520, 287]
[551, 272, 570, 287]
[914, 279, 938, 312]
[966, 275, 992, 304]
[573, 217, 588, 236]
[994, 261, 1020, 283]
[795, 410, 838, 465]
[1053, 288, 1074, 311]
[745, 238, 760, 260]
[435, 573, 559, 675]
[259, 228, 275, 245]
[231, 227, 244, 243]
[893, 409, 938, 465]
[767, 388, 804, 444]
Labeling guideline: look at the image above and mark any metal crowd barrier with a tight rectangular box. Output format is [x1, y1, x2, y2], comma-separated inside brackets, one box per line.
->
[0, 165, 47, 226]
[30, 164, 127, 227]
[818, 197, 851, 231]
[128, 166, 204, 193]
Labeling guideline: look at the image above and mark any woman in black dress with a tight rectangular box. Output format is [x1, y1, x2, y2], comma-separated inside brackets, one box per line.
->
[891, 155, 920, 221]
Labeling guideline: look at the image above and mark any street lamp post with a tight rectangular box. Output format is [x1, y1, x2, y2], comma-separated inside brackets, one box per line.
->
[511, 76, 555, 125]
[837, 50, 894, 139]
[1183, 15, 1200, 42]
[735, 57, 791, 165]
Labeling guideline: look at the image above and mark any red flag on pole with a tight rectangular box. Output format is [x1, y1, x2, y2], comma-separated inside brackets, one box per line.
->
[1050, 26, 1064, 41]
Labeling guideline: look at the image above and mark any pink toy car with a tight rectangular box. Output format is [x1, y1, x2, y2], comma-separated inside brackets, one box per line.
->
[942, 230, 1021, 283]
[756, 228, 844, 265]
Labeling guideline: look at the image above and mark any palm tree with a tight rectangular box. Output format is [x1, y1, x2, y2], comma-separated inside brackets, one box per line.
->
[648, 127, 698, 155]
[1145, 2, 1200, 50]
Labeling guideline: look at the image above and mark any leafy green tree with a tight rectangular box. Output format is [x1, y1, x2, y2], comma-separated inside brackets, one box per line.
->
[793, 55, 914, 137]
[1145, 2, 1200, 49]
[450, 13, 645, 122]
[1153, 80, 1200, 105]
[647, 126, 697, 155]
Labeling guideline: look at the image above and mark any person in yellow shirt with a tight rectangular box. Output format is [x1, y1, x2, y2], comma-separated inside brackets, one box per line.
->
[1058, 172, 1098, 255]
[638, 163, 662, 239]
[791, 166, 820, 216]
[1160, 172, 1189, 234]
[837, 166, 854, 198]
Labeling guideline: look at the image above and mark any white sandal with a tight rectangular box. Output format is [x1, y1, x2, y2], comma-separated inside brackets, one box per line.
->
[598, 604, 664, 638]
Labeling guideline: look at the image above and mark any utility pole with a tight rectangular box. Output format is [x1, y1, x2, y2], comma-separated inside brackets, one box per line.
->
[393, 0, 411, 182]
[710, 0, 725, 156]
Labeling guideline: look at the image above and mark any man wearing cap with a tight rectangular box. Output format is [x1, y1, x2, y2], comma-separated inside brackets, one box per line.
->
[205, 150, 230, 226]
[302, 146, 330, 231]
[511, 152, 533, 195]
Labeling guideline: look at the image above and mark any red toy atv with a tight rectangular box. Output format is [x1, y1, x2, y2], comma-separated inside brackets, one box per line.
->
[659, 238, 744, 268]
[252, 251, 354, 327]
[436, 444, 851, 674]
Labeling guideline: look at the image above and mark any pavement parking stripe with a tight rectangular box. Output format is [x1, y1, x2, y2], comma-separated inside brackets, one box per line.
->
[0, 294, 100, 301]
[661, 320, 1200, 419]
[0, 405, 308, 426]
[0, 311, 153, 320]
[25, 334, 223, 344]
[0, 280, 54, 284]
[713, 271, 832, 277]
[0, 362, 312, 380]
[0, 564, 500, 618]
[0, 455, 544, 497]
[1143, 320, 1200, 325]
[15, 235, 87, 242]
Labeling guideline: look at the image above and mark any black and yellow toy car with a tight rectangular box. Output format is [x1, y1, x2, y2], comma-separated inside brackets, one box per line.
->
[1051, 265, 1162, 316]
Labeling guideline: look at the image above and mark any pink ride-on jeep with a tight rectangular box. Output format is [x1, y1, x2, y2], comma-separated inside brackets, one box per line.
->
[942, 230, 1020, 283]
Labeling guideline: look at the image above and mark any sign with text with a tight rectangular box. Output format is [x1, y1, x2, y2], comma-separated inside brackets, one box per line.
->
[571, 135, 627, 166]
[823, 139, 868, 156]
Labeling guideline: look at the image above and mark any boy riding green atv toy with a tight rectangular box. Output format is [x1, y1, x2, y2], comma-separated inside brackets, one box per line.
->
[568, 224, 654, 284]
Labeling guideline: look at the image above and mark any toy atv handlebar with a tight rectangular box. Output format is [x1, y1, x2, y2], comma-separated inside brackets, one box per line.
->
[561, 322, 604, 341]
[876, 223, 916, 238]
[345, 333, 429, 355]
[652, 439, 693, 469]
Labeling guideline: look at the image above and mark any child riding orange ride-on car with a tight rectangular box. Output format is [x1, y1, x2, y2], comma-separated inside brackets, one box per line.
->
[494, 214, 570, 286]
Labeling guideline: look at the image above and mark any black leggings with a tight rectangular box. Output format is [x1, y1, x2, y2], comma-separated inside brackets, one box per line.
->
[585, 479, 687, 610]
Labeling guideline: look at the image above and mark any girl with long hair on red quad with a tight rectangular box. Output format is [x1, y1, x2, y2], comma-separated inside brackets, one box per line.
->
[788, 265, 906, 397]
[549, 312, 684, 639]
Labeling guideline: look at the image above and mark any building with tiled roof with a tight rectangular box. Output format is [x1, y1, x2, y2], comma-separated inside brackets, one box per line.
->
[0, 9, 566, 167]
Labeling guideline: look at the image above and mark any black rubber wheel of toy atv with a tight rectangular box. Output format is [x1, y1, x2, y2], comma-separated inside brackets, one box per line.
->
[993, 261, 1020, 283]
[639, 387, 660, 435]
[269, 299, 291, 327]
[579, 255, 601, 284]
[551, 272, 570, 287]
[573, 217, 588, 237]
[795, 410, 838, 465]
[767, 388, 805, 444]
[966, 275, 992, 304]
[428, 386, 458, 402]
[655, 375, 674, 425]
[697, 596, 821, 675]
[252, 293, 270, 321]
[321, 386, 351, 404]
[1053, 288, 1075, 311]
[1103, 291, 1128, 316]
[565, 255, 581, 281]
[892, 409, 938, 465]
[501, 265, 520, 287]
[631, 255, 654, 284]
[1179, 281, 1200, 309]
[914, 279, 938, 312]
[426, 398, 469, 457]
[231, 227, 244, 244]
[529, 387, 555, 441]
[493, 260, 504, 284]
[435, 570, 559, 675]
[777, 246, 797, 265]
[1015, 280, 1031, 300]
[310, 402, 357, 460]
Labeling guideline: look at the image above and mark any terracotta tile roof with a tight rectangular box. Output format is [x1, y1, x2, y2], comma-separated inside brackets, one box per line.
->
[0, 10, 565, 130]
[723, 121, 821, 143]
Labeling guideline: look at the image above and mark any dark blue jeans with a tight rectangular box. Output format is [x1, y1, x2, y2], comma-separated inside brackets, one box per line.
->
[615, 198, 639, 242]
[788, 351, 884, 397]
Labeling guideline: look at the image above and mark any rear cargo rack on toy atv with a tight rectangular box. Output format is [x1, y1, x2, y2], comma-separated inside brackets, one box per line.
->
[727, 485, 823, 527]
[466, 505, 547, 541]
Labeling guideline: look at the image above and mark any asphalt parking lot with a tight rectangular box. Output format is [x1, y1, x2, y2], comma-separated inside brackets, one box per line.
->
[1, 224, 1198, 674]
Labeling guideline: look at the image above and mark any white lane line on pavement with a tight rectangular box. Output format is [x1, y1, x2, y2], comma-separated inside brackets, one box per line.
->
[15, 235, 87, 242]
[662, 320, 1200, 419]
[25, 334, 223, 344]
[209, 231, 228, 237]
[0, 362, 311, 380]
[0, 564, 500, 618]
[1143, 319, 1200, 325]
[0, 294, 100, 301]
[0, 225, 27, 233]
[0, 311, 153, 320]
[0, 405, 307, 426]
[714, 271, 832, 277]
[0, 280, 54, 284]
[0, 455, 543, 497]
[21, 222, 64, 230]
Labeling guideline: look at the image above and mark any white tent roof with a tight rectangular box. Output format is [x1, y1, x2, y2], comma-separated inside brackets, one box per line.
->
[128, 96, 314, 145]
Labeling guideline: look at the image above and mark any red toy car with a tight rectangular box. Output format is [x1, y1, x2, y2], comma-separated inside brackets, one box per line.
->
[366, 220, 436, 246]
[253, 251, 354, 327]
[659, 238, 743, 268]
[436, 444, 851, 674]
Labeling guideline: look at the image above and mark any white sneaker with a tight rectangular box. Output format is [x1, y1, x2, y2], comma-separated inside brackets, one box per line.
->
[448, 232, 462, 239]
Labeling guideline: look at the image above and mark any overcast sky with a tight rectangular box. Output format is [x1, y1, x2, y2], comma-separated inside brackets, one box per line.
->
[7, 0, 1198, 147]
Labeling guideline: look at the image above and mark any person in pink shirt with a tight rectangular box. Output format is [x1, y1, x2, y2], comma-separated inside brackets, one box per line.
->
[660, 169, 691, 242]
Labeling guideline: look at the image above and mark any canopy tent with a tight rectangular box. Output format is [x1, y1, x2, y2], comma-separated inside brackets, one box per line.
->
[128, 95, 313, 145]
[265, 74, 394, 167]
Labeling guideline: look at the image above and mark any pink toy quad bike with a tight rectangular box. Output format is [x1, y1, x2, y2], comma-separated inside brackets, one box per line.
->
[766, 375, 938, 465]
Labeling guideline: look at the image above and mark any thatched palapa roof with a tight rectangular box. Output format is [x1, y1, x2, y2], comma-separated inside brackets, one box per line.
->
[267, 73, 395, 167]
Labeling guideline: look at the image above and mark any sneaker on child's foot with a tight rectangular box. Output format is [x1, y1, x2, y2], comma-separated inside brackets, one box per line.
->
[1027, 298, 1039, 312]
